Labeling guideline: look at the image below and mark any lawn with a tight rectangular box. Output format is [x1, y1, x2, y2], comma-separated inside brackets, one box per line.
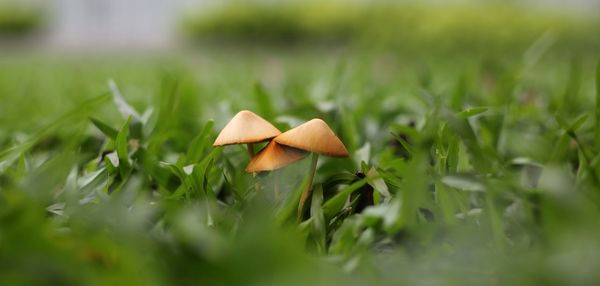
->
[1, 7, 600, 285]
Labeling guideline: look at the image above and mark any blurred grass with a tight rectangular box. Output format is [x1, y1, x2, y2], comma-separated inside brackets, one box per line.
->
[0, 1, 43, 35]
[183, 1, 600, 55]
[1, 3, 600, 284]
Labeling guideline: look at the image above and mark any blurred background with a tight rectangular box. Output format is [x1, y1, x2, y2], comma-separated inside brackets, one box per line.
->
[0, 0, 598, 52]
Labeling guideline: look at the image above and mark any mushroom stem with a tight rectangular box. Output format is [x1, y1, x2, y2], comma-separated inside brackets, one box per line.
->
[246, 143, 255, 157]
[297, 152, 319, 221]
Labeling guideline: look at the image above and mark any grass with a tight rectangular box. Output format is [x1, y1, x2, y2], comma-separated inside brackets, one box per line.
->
[0, 44, 600, 285]
[183, 1, 600, 54]
[0, 2, 43, 35]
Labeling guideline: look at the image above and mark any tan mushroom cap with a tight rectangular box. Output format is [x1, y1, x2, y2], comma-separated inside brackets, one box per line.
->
[213, 110, 281, 146]
[245, 141, 306, 172]
[274, 118, 349, 157]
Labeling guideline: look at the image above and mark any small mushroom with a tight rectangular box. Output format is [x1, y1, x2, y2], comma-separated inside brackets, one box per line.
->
[213, 110, 281, 156]
[274, 118, 349, 221]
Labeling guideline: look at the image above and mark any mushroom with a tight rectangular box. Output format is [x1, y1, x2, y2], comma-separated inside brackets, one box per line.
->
[213, 110, 281, 156]
[274, 118, 349, 221]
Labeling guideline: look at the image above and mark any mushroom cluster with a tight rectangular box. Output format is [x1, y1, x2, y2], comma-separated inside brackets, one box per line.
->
[213, 110, 349, 221]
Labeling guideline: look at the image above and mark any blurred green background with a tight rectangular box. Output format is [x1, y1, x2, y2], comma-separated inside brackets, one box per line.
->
[1, 0, 600, 285]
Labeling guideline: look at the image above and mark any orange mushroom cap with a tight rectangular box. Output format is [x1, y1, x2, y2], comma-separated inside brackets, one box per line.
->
[213, 110, 281, 146]
[245, 141, 306, 173]
[274, 118, 349, 157]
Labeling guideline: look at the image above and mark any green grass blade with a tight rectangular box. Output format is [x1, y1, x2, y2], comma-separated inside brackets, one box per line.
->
[309, 185, 326, 254]
[254, 81, 275, 120]
[116, 116, 132, 178]
[187, 120, 215, 163]
[322, 177, 371, 220]
[458, 107, 488, 118]
[90, 117, 118, 139]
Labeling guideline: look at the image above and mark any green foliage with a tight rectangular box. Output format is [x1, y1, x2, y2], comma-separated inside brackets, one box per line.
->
[183, 1, 600, 55]
[0, 2, 43, 34]
[1, 43, 600, 284]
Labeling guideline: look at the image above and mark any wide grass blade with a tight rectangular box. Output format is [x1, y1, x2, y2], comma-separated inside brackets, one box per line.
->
[254, 81, 275, 121]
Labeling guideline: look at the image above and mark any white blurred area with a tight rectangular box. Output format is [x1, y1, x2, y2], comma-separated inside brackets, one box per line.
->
[46, 0, 207, 50]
